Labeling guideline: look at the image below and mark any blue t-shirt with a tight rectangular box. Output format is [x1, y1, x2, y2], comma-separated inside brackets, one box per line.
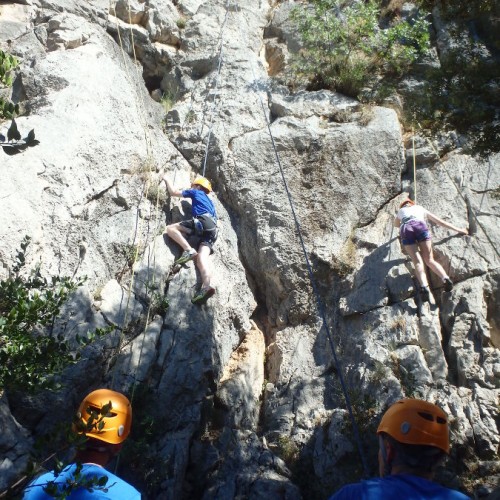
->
[329, 474, 470, 500]
[23, 463, 141, 499]
[182, 189, 216, 218]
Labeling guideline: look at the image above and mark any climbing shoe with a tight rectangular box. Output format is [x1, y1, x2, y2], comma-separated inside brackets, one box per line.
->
[191, 286, 216, 305]
[420, 286, 430, 303]
[175, 248, 197, 265]
[443, 277, 454, 292]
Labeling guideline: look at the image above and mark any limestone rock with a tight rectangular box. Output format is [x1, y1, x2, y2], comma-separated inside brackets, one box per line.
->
[0, 0, 498, 498]
[216, 321, 266, 430]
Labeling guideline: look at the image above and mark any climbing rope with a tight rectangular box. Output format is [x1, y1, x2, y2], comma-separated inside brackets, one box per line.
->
[107, 0, 167, 395]
[235, 3, 370, 477]
[412, 127, 417, 203]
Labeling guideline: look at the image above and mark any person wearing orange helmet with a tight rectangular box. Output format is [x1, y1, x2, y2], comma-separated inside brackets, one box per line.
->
[162, 173, 217, 304]
[395, 198, 468, 302]
[23, 389, 140, 499]
[328, 399, 470, 499]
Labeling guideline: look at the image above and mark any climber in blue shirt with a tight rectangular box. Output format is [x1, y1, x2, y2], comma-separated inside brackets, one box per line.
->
[23, 389, 140, 499]
[162, 173, 218, 305]
[329, 399, 470, 500]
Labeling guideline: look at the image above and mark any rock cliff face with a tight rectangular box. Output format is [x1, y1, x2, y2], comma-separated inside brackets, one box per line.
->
[0, 0, 498, 499]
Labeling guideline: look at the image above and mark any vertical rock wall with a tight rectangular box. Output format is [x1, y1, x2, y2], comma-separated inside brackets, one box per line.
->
[0, 0, 498, 498]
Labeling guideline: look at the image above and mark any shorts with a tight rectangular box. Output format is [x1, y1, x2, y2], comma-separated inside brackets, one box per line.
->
[400, 219, 431, 245]
[180, 214, 218, 251]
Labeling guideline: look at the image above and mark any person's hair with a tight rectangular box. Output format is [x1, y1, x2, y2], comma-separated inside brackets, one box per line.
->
[85, 437, 122, 454]
[399, 199, 415, 209]
[194, 184, 210, 194]
[385, 434, 447, 473]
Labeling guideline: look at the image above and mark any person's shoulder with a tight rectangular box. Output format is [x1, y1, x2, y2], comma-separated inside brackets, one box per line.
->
[23, 465, 78, 499]
[104, 474, 141, 498]
[396, 474, 471, 499]
[330, 475, 418, 500]
[328, 481, 364, 499]
[23, 472, 55, 499]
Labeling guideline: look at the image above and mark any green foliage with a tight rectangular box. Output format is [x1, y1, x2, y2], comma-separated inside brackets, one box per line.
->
[276, 435, 300, 464]
[23, 402, 116, 499]
[160, 89, 177, 112]
[0, 237, 108, 393]
[416, 0, 497, 19]
[0, 98, 19, 119]
[41, 463, 111, 500]
[290, 0, 430, 97]
[402, 28, 500, 156]
[149, 291, 169, 316]
[176, 17, 187, 29]
[0, 50, 20, 121]
[0, 49, 18, 87]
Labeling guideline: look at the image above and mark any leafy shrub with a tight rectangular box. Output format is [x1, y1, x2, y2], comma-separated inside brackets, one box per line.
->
[0, 50, 20, 120]
[160, 89, 177, 112]
[0, 98, 19, 120]
[290, 0, 430, 98]
[0, 49, 18, 87]
[0, 237, 108, 393]
[401, 0, 500, 155]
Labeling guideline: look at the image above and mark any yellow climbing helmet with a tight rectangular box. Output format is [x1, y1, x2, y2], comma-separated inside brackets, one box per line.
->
[76, 389, 132, 445]
[377, 399, 450, 454]
[192, 176, 212, 193]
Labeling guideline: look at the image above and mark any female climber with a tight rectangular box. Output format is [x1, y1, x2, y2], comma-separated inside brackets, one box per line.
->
[394, 199, 468, 301]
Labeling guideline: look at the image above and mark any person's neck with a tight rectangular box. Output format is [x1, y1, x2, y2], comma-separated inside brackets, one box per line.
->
[75, 449, 111, 467]
[390, 464, 433, 480]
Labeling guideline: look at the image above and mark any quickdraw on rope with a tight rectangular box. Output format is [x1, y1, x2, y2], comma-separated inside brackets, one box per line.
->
[235, 2, 370, 478]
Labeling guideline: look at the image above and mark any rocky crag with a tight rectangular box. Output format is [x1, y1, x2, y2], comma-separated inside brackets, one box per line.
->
[0, 0, 498, 499]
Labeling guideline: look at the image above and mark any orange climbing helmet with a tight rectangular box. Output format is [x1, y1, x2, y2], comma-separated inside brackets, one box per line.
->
[400, 198, 415, 208]
[192, 176, 212, 193]
[377, 399, 450, 454]
[76, 389, 132, 445]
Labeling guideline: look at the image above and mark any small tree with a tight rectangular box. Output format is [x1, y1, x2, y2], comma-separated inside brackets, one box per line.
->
[0, 237, 108, 393]
[290, 0, 430, 98]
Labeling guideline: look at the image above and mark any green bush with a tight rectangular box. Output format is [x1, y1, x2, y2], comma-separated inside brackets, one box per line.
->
[0, 98, 19, 119]
[0, 237, 109, 393]
[0, 50, 20, 120]
[290, 0, 430, 98]
[0, 49, 18, 87]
